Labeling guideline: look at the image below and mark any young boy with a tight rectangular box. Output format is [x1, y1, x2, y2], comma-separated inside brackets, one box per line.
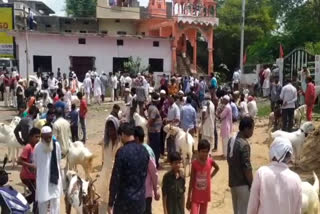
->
[18, 127, 41, 213]
[162, 152, 186, 214]
[69, 103, 79, 142]
[77, 92, 88, 143]
[186, 139, 220, 214]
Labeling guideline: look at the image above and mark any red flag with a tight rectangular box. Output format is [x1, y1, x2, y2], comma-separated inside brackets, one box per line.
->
[280, 44, 284, 58]
[243, 51, 247, 65]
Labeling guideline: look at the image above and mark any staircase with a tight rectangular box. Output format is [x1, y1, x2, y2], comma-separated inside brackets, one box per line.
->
[177, 55, 191, 76]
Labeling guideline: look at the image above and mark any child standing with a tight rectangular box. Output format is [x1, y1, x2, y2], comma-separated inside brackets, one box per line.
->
[68, 103, 79, 142]
[18, 127, 41, 213]
[186, 139, 220, 214]
[162, 152, 186, 214]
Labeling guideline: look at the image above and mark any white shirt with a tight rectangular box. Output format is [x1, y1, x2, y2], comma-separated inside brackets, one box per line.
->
[34, 141, 62, 203]
[247, 100, 258, 118]
[263, 68, 271, 89]
[125, 76, 132, 89]
[167, 102, 180, 123]
[239, 101, 249, 117]
[53, 117, 71, 155]
[111, 76, 118, 89]
[83, 77, 92, 94]
[233, 71, 241, 83]
[201, 100, 215, 137]
[48, 77, 57, 90]
[280, 83, 297, 109]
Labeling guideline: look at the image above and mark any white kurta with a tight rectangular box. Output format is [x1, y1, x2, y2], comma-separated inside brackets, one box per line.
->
[33, 141, 62, 203]
[53, 117, 71, 155]
[94, 77, 102, 97]
[262, 68, 271, 89]
[248, 100, 258, 118]
[83, 77, 92, 94]
[64, 90, 72, 111]
[201, 100, 215, 138]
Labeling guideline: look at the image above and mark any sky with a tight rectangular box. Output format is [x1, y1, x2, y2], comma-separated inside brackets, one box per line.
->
[43, 0, 150, 16]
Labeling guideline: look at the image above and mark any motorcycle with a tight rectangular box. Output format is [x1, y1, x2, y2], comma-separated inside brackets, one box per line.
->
[0, 156, 30, 214]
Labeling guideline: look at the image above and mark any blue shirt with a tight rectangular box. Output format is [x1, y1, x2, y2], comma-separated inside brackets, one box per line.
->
[68, 109, 79, 126]
[54, 101, 65, 111]
[180, 103, 197, 131]
[230, 102, 239, 121]
[211, 77, 218, 89]
[108, 141, 149, 211]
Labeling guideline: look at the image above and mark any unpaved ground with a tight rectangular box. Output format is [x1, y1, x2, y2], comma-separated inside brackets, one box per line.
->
[0, 101, 318, 213]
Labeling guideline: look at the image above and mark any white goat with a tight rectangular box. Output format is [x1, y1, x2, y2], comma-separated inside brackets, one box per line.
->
[67, 141, 94, 180]
[64, 170, 90, 214]
[0, 117, 23, 167]
[302, 172, 319, 214]
[133, 112, 148, 141]
[271, 122, 315, 162]
[163, 124, 194, 176]
[295, 104, 307, 127]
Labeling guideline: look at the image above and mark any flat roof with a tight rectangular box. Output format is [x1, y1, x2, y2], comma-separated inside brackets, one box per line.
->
[13, 0, 55, 14]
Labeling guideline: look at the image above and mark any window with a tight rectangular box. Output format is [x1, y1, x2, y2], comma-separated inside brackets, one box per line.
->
[117, 40, 123, 46]
[113, 57, 129, 73]
[65, 20, 71, 24]
[83, 21, 89, 25]
[45, 24, 51, 28]
[115, 19, 120, 23]
[101, 30, 108, 34]
[80, 30, 87, 33]
[153, 41, 159, 47]
[141, 32, 145, 36]
[65, 30, 72, 33]
[117, 31, 127, 35]
[149, 58, 164, 72]
[78, 38, 86, 44]
[33, 55, 52, 73]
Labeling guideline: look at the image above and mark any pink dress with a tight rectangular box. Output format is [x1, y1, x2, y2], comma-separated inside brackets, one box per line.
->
[191, 158, 215, 203]
[220, 103, 233, 139]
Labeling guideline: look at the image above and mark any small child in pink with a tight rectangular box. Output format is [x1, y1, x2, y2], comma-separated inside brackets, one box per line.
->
[186, 139, 220, 214]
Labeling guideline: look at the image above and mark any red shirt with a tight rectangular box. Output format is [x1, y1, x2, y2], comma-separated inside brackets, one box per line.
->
[20, 144, 36, 180]
[305, 82, 316, 106]
[191, 157, 215, 203]
[80, 99, 88, 118]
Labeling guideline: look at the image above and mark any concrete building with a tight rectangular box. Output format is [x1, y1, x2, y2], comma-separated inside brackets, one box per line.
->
[13, 0, 219, 80]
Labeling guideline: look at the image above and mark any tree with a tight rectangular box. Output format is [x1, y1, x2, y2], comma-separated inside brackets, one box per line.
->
[123, 57, 149, 75]
[65, 0, 96, 17]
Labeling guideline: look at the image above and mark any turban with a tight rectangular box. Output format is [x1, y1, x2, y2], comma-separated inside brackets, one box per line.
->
[269, 137, 293, 162]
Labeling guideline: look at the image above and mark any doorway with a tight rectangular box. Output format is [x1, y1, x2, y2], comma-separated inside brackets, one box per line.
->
[70, 56, 95, 82]
[113, 57, 129, 73]
[33, 55, 52, 73]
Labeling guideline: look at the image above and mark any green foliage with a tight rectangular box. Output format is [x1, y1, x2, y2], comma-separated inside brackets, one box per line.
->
[123, 57, 149, 75]
[257, 101, 271, 117]
[305, 42, 320, 55]
[65, 0, 96, 17]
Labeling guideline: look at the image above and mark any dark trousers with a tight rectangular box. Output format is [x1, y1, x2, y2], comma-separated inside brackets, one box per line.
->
[214, 119, 218, 150]
[149, 132, 161, 168]
[79, 117, 86, 143]
[282, 108, 294, 132]
[114, 89, 118, 100]
[71, 125, 78, 142]
[145, 197, 152, 214]
[167, 135, 176, 155]
[21, 179, 37, 214]
[160, 126, 165, 156]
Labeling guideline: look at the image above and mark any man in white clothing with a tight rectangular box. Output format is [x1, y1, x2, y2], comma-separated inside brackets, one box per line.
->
[83, 73, 92, 105]
[111, 72, 118, 102]
[53, 108, 71, 156]
[247, 137, 302, 214]
[34, 126, 62, 214]
[48, 72, 58, 96]
[232, 69, 241, 91]
[280, 78, 297, 132]
[247, 96, 258, 118]
[201, 93, 215, 154]
[94, 73, 102, 104]
[262, 65, 271, 97]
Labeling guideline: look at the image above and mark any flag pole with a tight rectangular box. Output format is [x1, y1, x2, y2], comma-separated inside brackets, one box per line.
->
[240, 0, 246, 73]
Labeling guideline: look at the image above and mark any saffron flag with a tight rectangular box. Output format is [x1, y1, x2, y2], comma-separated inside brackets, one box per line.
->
[280, 44, 284, 58]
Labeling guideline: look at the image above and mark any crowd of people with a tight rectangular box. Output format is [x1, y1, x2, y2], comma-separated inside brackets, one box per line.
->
[0, 65, 317, 214]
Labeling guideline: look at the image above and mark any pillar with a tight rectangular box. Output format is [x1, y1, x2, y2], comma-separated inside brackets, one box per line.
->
[193, 39, 197, 73]
[207, 28, 214, 74]
[172, 46, 177, 74]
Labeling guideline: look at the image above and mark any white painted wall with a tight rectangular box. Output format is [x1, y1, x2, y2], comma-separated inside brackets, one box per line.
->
[15, 33, 172, 78]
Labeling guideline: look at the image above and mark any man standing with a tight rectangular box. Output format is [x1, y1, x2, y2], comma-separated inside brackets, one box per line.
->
[14, 106, 39, 145]
[262, 65, 271, 97]
[136, 75, 147, 116]
[77, 92, 88, 143]
[280, 78, 297, 132]
[148, 93, 163, 168]
[83, 73, 92, 105]
[100, 72, 108, 102]
[93, 73, 102, 104]
[3, 71, 11, 107]
[227, 117, 254, 214]
[219, 95, 233, 158]
[232, 69, 241, 91]
[299, 65, 310, 104]
[247, 137, 302, 214]
[269, 78, 282, 112]
[180, 96, 197, 135]
[201, 93, 215, 154]
[48, 72, 58, 96]
[108, 123, 149, 214]
[209, 72, 218, 106]
[111, 72, 118, 102]
[34, 126, 62, 214]
[53, 107, 71, 156]
[304, 76, 316, 121]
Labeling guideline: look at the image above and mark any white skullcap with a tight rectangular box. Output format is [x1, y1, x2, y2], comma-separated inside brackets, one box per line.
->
[223, 95, 230, 101]
[178, 90, 184, 95]
[269, 137, 293, 162]
[124, 88, 130, 92]
[41, 126, 52, 134]
[160, 90, 166, 94]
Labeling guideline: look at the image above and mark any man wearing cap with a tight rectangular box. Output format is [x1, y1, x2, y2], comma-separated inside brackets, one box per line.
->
[219, 95, 233, 158]
[247, 137, 302, 214]
[148, 93, 163, 168]
[34, 126, 62, 214]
